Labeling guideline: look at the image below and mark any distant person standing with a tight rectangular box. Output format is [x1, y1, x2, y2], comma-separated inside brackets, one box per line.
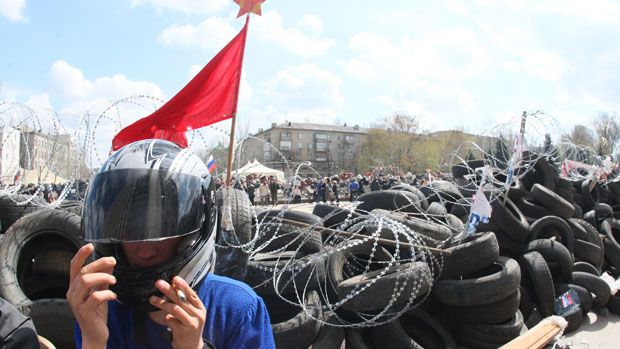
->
[259, 181, 270, 206]
[246, 179, 257, 205]
[292, 186, 302, 204]
[370, 177, 381, 192]
[349, 179, 359, 201]
[314, 179, 324, 203]
[269, 178, 280, 206]
[331, 179, 340, 206]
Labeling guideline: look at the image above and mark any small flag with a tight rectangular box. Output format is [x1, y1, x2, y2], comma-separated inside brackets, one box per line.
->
[504, 134, 524, 191]
[207, 155, 216, 174]
[13, 169, 21, 184]
[467, 166, 493, 235]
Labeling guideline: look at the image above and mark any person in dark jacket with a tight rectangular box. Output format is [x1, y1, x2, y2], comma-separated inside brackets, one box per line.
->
[0, 297, 39, 349]
[331, 179, 340, 206]
[268, 178, 280, 206]
[246, 179, 257, 205]
[370, 177, 381, 191]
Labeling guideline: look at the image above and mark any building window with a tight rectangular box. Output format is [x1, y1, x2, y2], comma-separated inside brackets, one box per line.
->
[345, 135, 355, 142]
[297, 143, 302, 149]
[316, 142, 327, 151]
[298, 134, 302, 139]
[280, 140, 291, 150]
[316, 157, 327, 162]
[315, 133, 327, 140]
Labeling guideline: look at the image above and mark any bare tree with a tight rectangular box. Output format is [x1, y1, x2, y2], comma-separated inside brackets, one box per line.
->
[593, 112, 620, 156]
[566, 124, 596, 148]
[375, 113, 419, 134]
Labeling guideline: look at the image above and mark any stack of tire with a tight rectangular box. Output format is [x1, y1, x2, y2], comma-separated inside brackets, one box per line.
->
[450, 154, 619, 337]
[0, 194, 83, 348]
[243, 209, 335, 348]
[208, 163, 620, 347]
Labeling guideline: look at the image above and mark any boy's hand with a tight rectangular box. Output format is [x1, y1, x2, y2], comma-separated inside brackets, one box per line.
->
[150, 276, 207, 349]
[66, 243, 116, 348]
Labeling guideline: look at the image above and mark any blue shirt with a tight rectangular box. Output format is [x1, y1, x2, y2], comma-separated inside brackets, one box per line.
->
[75, 274, 275, 349]
[349, 182, 359, 192]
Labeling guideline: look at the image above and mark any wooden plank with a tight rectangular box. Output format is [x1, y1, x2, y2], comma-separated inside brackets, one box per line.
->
[500, 320, 563, 349]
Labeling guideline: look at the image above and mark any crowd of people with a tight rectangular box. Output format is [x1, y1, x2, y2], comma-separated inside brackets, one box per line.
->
[15, 180, 88, 202]
[218, 169, 451, 206]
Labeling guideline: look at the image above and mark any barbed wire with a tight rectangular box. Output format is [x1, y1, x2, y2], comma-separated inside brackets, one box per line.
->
[2, 98, 617, 328]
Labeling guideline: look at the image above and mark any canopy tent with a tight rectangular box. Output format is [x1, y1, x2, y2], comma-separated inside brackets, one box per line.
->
[228, 159, 284, 182]
[22, 166, 68, 185]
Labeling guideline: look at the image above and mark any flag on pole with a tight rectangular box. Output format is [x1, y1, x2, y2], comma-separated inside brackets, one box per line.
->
[112, 16, 250, 151]
[467, 165, 493, 235]
[13, 169, 21, 185]
[207, 155, 217, 174]
[504, 133, 525, 191]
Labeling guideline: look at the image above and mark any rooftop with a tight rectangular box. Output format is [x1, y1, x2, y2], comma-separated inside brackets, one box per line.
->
[257, 122, 369, 135]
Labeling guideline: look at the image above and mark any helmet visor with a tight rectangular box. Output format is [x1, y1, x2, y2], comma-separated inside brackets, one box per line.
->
[83, 168, 206, 242]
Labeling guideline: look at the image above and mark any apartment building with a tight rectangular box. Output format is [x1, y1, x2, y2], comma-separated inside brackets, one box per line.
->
[250, 122, 369, 176]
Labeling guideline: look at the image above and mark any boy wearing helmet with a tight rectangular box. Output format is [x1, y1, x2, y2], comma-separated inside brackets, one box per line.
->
[67, 140, 275, 348]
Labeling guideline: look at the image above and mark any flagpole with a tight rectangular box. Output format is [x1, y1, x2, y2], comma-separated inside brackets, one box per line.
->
[225, 111, 237, 187]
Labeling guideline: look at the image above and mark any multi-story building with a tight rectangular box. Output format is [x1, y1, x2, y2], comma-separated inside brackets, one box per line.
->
[249, 122, 368, 177]
[19, 126, 87, 181]
[0, 127, 22, 184]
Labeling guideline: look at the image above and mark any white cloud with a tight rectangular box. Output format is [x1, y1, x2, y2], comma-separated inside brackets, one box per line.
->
[391, 79, 474, 116]
[262, 64, 343, 121]
[342, 58, 376, 81]
[187, 64, 202, 80]
[254, 10, 335, 58]
[49, 60, 163, 103]
[130, 0, 229, 14]
[298, 14, 323, 33]
[46, 60, 165, 160]
[522, 50, 568, 82]
[158, 17, 236, 50]
[26, 93, 52, 110]
[345, 29, 489, 83]
[537, 0, 620, 23]
[0, 0, 26, 21]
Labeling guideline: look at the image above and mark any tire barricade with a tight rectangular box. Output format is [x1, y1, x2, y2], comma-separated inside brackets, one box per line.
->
[2, 153, 620, 348]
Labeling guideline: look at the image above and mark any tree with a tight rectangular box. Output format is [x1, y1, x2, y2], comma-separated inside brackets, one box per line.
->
[375, 113, 419, 134]
[357, 114, 420, 172]
[543, 133, 553, 153]
[566, 125, 596, 148]
[494, 133, 510, 169]
[593, 112, 620, 157]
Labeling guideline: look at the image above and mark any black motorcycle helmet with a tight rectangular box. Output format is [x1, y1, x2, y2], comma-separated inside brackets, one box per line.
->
[82, 139, 218, 312]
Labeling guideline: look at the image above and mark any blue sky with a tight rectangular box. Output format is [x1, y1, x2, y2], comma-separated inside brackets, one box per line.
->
[1, 0, 619, 150]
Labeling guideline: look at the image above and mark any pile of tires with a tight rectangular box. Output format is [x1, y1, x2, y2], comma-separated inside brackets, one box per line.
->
[450, 155, 620, 337]
[230, 154, 620, 348]
[0, 195, 84, 349]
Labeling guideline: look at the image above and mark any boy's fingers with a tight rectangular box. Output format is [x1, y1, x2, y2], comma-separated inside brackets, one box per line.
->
[70, 243, 94, 280]
[80, 256, 116, 275]
[172, 276, 203, 311]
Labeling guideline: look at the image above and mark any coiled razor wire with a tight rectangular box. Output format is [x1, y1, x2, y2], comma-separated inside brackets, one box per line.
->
[3, 98, 619, 328]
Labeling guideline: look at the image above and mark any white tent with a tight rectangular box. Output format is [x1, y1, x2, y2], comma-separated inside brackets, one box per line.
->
[229, 159, 284, 182]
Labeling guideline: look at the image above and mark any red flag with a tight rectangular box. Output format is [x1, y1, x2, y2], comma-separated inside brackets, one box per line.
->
[112, 16, 250, 150]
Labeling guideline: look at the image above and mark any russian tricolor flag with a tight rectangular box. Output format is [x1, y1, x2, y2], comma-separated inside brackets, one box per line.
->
[207, 155, 216, 174]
